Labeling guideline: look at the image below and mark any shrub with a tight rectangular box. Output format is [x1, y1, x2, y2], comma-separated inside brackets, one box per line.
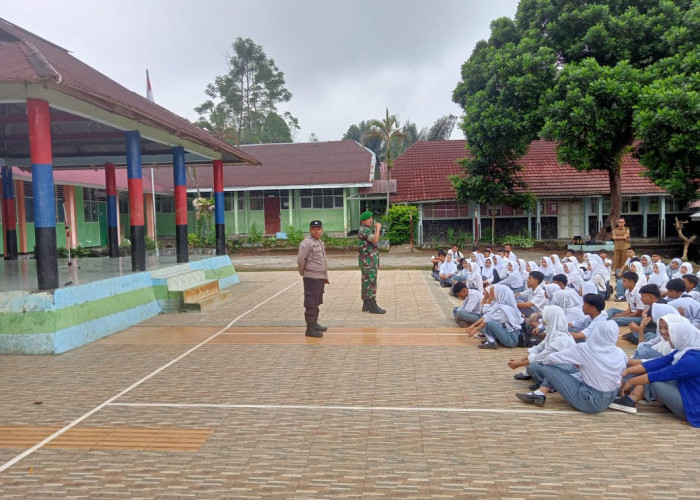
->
[247, 223, 263, 244]
[57, 246, 68, 258]
[287, 225, 305, 247]
[385, 204, 420, 245]
[187, 233, 202, 248]
[145, 236, 156, 251]
[501, 233, 535, 249]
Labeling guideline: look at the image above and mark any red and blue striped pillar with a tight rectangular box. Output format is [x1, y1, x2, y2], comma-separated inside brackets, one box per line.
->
[1, 166, 18, 260]
[105, 162, 119, 258]
[27, 98, 58, 289]
[213, 159, 225, 255]
[173, 146, 188, 263]
[126, 131, 145, 271]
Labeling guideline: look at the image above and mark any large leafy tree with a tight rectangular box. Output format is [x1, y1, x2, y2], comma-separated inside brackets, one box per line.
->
[195, 37, 297, 144]
[453, 0, 698, 240]
[363, 109, 409, 214]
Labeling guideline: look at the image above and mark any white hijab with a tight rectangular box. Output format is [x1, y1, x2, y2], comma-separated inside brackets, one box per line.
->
[481, 257, 494, 280]
[588, 254, 609, 282]
[518, 259, 529, 280]
[680, 262, 694, 276]
[468, 262, 484, 292]
[542, 305, 576, 352]
[670, 323, 700, 364]
[630, 261, 647, 286]
[552, 289, 586, 323]
[563, 261, 581, 292]
[527, 261, 540, 273]
[540, 257, 550, 273]
[544, 284, 561, 304]
[648, 262, 669, 291]
[640, 255, 653, 274]
[580, 281, 598, 297]
[483, 284, 524, 331]
[668, 258, 683, 279]
[651, 313, 690, 356]
[550, 254, 564, 275]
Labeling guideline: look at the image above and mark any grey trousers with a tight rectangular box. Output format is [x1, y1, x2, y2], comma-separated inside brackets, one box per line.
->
[533, 364, 617, 414]
[649, 380, 686, 421]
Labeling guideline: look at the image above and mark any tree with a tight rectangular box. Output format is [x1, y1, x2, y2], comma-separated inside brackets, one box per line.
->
[343, 121, 383, 158]
[452, 0, 697, 240]
[260, 112, 292, 143]
[426, 114, 457, 141]
[195, 37, 297, 144]
[363, 109, 409, 214]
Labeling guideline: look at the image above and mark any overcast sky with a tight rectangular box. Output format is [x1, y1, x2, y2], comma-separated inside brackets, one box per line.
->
[5, 0, 519, 142]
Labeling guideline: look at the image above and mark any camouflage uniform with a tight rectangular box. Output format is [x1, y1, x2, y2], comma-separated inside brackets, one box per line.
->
[358, 225, 379, 300]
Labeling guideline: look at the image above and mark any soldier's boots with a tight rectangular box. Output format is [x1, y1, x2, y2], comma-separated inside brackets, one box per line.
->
[314, 323, 328, 332]
[368, 299, 386, 314]
[305, 323, 323, 337]
[362, 299, 370, 312]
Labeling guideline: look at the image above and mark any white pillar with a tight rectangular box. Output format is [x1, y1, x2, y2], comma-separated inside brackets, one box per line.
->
[288, 189, 294, 230]
[535, 199, 542, 241]
[233, 191, 239, 235]
[597, 197, 604, 233]
[418, 203, 424, 245]
[342, 188, 348, 235]
[642, 197, 648, 238]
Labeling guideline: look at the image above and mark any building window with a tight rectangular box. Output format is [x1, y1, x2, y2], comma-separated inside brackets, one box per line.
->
[55, 185, 65, 223]
[249, 190, 264, 211]
[83, 187, 105, 222]
[299, 188, 343, 209]
[155, 195, 174, 213]
[425, 202, 470, 219]
[24, 182, 33, 223]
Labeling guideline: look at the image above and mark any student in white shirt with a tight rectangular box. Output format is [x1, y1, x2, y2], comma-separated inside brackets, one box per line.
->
[607, 271, 644, 327]
[516, 321, 627, 413]
[452, 282, 483, 326]
[569, 293, 607, 342]
[515, 271, 547, 318]
[438, 254, 458, 287]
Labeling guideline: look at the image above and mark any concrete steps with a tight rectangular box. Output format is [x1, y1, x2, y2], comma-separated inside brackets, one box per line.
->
[153, 265, 233, 312]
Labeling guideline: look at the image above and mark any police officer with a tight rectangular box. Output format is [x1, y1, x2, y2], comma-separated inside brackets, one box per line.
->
[358, 211, 386, 314]
[297, 220, 329, 337]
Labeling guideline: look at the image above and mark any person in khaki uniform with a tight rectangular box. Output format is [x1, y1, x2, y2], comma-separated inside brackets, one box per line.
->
[612, 218, 630, 276]
[297, 220, 329, 337]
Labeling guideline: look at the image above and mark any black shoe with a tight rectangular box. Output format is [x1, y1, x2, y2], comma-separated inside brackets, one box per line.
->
[515, 392, 546, 406]
[314, 323, 328, 332]
[362, 300, 370, 312]
[528, 383, 540, 391]
[608, 396, 637, 414]
[368, 299, 386, 314]
[305, 325, 323, 338]
[478, 340, 498, 349]
[475, 333, 486, 339]
[514, 372, 532, 381]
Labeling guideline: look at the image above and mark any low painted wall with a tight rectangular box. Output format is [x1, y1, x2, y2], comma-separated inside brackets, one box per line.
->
[0, 256, 239, 355]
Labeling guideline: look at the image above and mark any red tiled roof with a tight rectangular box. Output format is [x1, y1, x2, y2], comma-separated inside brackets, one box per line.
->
[150, 141, 375, 189]
[0, 18, 259, 165]
[11, 167, 171, 195]
[392, 140, 666, 203]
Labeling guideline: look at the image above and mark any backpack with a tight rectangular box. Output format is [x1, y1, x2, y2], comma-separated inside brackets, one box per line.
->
[604, 283, 613, 300]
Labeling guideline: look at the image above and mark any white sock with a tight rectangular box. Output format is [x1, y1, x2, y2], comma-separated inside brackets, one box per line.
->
[533, 389, 545, 396]
[485, 335, 495, 343]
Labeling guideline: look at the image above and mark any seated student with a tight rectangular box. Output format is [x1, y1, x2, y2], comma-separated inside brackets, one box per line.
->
[515, 271, 547, 318]
[498, 260, 525, 293]
[623, 284, 664, 345]
[447, 244, 464, 265]
[585, 255, 608, 299]
[452, 282, 484, 327]
[544, 274, 568, 303]
[515, 321, 627, 413]
[666, 278, 700, 327]
[438, 254, 458, 287]
[650, 251, 664, 266]
[451, 259, 470, 284]
[481, 257, 499, 285]
[618, 322, 700, 427]
[615, 249, 638, 300]
[607, 271, 644, 327]
[552, 288, 587, 325]
[562, 260, 582, 293]
[680, 261, 694, 277]
[640, 254, 653, 277]
[649, 262, 669, 295]
[569, 293, 608, 342]
[682, 274, 700, 302]
[540, 256, 554, 283]
[472, 246, 485, 267]
[508, 305, 576, 381]
[667, 258, 682, 280]
[431, 250, 446, 280]
[608, 310, 688, 414]
[550, 254, 565, 276]
[465, 284, 523, 349]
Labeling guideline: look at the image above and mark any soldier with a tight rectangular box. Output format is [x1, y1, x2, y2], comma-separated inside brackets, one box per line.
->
[358, 211, 386, 314]
[297, 220, 329, 337]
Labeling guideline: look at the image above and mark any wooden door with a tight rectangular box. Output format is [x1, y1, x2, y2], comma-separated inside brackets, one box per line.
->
[264, 197, 281, 234]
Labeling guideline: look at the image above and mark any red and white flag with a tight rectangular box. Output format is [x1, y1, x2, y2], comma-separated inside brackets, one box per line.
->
[146, 69, 154, 102]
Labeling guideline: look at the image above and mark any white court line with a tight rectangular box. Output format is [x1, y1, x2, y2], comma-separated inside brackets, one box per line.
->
[0, 281, 298, 474]
[108, 401, 579, 416]
[219, 331, 467, 336]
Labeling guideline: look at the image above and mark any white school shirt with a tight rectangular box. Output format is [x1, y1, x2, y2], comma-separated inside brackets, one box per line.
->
[625, 287, 645, 312]
[571, 313, 608, 339]
[519, 284, 548, 313]
[457, 290, 483, 314]
[439, 260, 457, 277]
[447, 250, 464, 263]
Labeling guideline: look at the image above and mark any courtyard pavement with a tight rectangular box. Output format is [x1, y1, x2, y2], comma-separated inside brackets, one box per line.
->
[0, 252, 698, 499]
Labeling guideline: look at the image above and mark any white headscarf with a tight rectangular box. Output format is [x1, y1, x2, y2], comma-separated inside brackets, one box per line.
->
[544, 284, 561, 304]
[540, 257, 550, 273]
[651, 313, 690, 356]
[481, 257, 494, 280]
[550, 254, 564, 275]
[668, 258, 683, 279]
[669, 323, 700, 364]
[630, 261, 648, 286]
[468, 262, 484, 292]
[552, 289, 586, 323]
[648, 262, 669, 291]
[640, 255, 653, 275]
[580, 281, 598, 297]
[482, 284, 524, 331]
[542, 305, 576, 352]
[588, 254, 609, 282]
[680, 262, 694, 276]
[518, 259, 529, 280]
[563, 260, 581, 292]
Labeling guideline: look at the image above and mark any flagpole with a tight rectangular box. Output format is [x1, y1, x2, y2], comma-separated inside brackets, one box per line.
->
[146, 70, 159, 257]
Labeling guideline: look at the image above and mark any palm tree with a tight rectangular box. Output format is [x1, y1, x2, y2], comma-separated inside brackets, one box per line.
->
[363, 109, 408, 215]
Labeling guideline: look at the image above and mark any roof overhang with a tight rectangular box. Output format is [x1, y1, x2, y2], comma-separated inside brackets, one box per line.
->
[186, 182, 373, 193]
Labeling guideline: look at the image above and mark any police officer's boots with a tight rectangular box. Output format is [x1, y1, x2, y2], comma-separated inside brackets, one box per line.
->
[314, 323, 327, 332]
[368, 299, 386, 314]
[362, 299, 370, 312]
[305, 323, 323, 337]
